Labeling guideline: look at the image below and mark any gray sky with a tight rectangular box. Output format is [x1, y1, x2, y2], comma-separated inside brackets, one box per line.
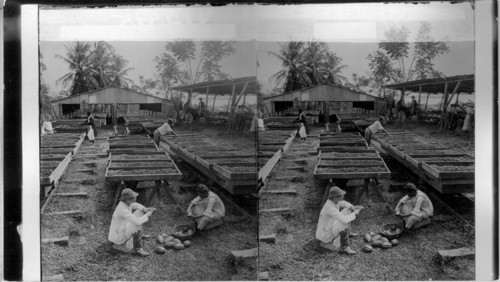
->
[39, 2, 475, 106]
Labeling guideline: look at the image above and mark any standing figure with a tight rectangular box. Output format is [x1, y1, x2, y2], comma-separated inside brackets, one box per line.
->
[87, 124, 95, 144]
[395, 183, 434, 230]
[462, 105, 474, 132]
[187, 184, 226, 231]
[410, 96, 418, 118]
[153, 119, 176, 147]
[82, 112, 97, 138]
[41, 114, 54, 136]
[298, 122, 307, 142]
[198, 97, 206, 117]
[297, 109, 308, 134]
[108, 188, 156, 256]
[316, 186, 364, 254]
[364, 117, 389, 146]
[123, 116, 130, 136]
[250, 111, 266, 132]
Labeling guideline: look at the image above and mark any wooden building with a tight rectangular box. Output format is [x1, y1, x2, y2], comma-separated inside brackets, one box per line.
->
[50, 87, 174, 123]
[262, 84, 386, 121]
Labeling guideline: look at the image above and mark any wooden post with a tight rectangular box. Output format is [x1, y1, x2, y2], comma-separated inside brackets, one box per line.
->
[424, 93, 430, 112]
[231, 82, 249, 114]
[439, 82, 449, 131]
[226, 84, 236, 113]
[112, 103, 117, 126]
[212, 94, 217, 111]
[205, 86, 210, 117]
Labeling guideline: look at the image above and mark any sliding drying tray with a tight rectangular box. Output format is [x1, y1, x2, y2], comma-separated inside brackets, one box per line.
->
[107, 134, 159, 154]
[314, 132, 391, 179]
[106, 151, 182, 182]
[372, 131, 474, 194]
[257, 130, 297, 183]
[40, 133, 85, 186]
[163, 133, 258, 194]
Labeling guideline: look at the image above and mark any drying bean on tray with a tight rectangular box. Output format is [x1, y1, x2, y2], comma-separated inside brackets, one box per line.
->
[110, 161, 173, 167]
[405, 150, 458, 155]
[431, 164, 475, 172]
[222, 166, 257, 173]
[41, 161, 61, 167]
[321, 152, 378, 158]
[40, 169, 54, 177]
[319, 159, 383, 166]
[111, 154, 169, 160]
[416, 156, 473, 162]
[197, 151, 250, 156]
[107, 168, 179, 175]
[316, 166, 387, 173]
[41, 154, 68, 159]
[211, 158, 256, 163]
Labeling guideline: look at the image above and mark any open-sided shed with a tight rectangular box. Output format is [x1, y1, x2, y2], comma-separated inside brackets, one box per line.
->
[383, 74, 474, 129]
[51, 86, 174, 123]
[170, 76, 257, 115]
[262, 84, 386, 119]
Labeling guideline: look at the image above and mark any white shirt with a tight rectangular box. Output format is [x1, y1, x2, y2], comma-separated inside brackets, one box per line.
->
[42, 121, 53, 132]
[397, 190, 434, 217]
[157, 123, 174, 135]
[108, 201, 149, 244]
[316, 199, 355, 243]
[190, 191, 225, 219]
[257, 118, 265, 129]
[368, 121, 385, 134]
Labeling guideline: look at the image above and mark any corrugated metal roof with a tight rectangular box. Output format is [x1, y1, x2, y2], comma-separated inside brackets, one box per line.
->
[51, 86, 167, 103]
[263, 83, 384, 100]
[383, 74, 474, 94]
[170, 76, 257, 95]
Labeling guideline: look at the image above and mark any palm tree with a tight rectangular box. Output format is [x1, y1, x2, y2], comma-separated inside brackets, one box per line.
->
[55, 41, 99, 95]
[106, 54, 134, 88]
[303, 41, 329, 85]
[268, 41, 311, 92]
[320, 51, 348, 86]
[88, 41, 115, 87]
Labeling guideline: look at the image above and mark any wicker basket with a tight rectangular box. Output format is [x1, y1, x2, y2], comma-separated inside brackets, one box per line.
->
[379, 222, 404, 240]
[172, 223, 196, 240]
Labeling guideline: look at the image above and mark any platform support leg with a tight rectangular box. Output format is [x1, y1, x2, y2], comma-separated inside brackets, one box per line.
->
[113, 181, 126, 209]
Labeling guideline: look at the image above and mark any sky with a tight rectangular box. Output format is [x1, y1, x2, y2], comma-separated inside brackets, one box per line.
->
[39, 2, 475, 106]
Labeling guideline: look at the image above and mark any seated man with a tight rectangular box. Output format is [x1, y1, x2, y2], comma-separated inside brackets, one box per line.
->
[153, 119, 176, 147]
[316, 186, 363, 255]
[395, 183, 434, 230]
[187, 184, 225, 231]
[108, 188, 156, 257]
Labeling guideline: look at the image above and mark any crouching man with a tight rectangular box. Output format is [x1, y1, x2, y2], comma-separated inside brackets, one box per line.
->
[187, 184, 225, 231]
[316, 186, 363, 255]
[395, 182, 434, 230]
[108, 188, 156, 257]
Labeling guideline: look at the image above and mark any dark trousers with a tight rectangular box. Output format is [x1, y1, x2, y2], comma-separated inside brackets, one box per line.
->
[339, 224, 350, 248]
[132, 229, 143, 251]
[364, 128, 372, 146]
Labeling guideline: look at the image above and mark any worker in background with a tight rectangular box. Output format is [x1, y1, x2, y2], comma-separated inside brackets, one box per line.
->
[395, 183, 434, 230]
[153, 119, 176, 147]
[250, 111, 264, 132]
[41, 114, 55, 136]
[123, 116, 130, 136]
[365, 116, 389, 146]
[316, 186, 364, 254]
[108, 188, 156, 257]
[81, 112, 97, 138]
[187, 184, 225, 231]
[297, 109, 308, 134]
[410, 96, 418, 118]
[325, 113, 341, 134]
[198, 97, 206, 117]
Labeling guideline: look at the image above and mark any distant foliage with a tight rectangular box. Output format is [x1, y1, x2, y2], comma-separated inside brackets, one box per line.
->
[361, 21, 450, 99]
[268, 41, 347, 93]
[154, 41, 237, 106]
[54, 41, 134, 96]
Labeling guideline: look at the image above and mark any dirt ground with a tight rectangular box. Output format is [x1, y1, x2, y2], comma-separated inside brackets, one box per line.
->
[258, 121, 475, 280]
[41, 124, 257, 281]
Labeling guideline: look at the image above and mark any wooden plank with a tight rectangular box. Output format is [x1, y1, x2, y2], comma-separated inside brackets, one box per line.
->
[438, 247, 475, 259]
[44, 210, 84, 217]
[259, 272, 269, 281]
[421, 162, 474, 179]
[259, 234, 276, 243]
[56, 192, 88, 197]
[259, 207, 293, 214]
[42, 274, 64, 281]
[261, 189, 297, 195]
[231, 248, 257, 259]
[258, 150, 282, 183]
[41, 236, 69, 246]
